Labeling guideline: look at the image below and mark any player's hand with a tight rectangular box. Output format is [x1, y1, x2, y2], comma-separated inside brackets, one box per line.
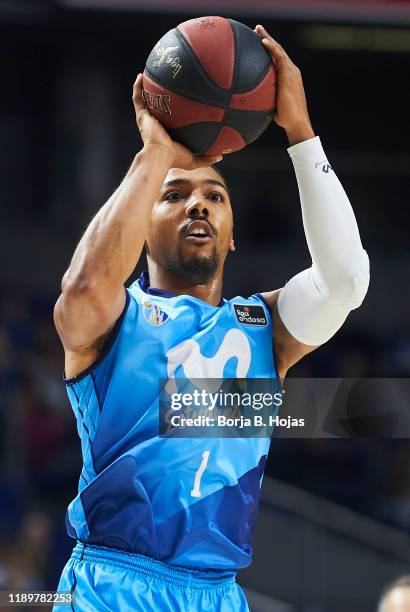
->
[254, 25, 315, 145]
[132, 74, 222, 170]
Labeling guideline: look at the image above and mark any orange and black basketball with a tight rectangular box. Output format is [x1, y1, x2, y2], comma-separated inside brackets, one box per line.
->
[143, 16, 276, 156]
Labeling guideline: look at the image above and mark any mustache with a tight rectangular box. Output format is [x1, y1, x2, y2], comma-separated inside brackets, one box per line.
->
[181, 217, 217, 236]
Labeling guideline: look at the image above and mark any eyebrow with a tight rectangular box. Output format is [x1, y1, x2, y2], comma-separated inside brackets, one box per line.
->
[162, 178, 228, 193]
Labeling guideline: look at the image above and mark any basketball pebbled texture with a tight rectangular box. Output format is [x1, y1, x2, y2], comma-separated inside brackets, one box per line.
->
[143, 16, 276, 156]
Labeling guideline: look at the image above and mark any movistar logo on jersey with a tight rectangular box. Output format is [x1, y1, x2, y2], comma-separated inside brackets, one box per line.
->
[233, 304, 268, 326]
[166, 328, 251, 395]
[143, 300, 169, 326]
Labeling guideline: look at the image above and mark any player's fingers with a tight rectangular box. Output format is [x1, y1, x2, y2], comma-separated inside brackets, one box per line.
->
[255, 24, 280, 47]
[255, 25, 288, 66]
[254, 24, 269, 38]
[133, 72, 143, 91]
[132, 73, 145, 112]
[135, 108, 152, 132]
[192, 155, 223, 169]
[261, 38, 287, 64]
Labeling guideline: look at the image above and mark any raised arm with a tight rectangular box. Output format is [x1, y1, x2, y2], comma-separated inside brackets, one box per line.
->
[255, 26, 370, 379]
[54, 74, 221, 379]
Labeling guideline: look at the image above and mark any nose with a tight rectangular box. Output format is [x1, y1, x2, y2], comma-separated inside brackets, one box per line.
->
[186, 198, 209, 219]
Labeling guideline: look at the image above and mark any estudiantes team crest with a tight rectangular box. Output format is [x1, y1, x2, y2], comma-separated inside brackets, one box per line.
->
[143, 301, 169, 327]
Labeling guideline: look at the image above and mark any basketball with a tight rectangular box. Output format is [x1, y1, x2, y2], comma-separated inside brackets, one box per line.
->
[142, 16, 276, 156]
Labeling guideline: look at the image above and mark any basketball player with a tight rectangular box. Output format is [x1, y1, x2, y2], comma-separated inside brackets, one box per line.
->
[53, 26, 369, 611]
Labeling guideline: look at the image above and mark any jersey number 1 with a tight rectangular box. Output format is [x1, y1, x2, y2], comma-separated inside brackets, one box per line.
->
[190, 450, 210, 498]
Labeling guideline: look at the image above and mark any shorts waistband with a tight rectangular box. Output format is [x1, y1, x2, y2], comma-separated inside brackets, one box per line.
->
[72, 542, 236, 590]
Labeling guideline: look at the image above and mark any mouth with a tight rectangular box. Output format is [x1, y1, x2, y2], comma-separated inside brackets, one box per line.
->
[184, 220, 214, 244]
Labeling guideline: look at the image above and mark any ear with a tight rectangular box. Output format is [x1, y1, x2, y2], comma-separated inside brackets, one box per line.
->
[229, 237, 236, 252]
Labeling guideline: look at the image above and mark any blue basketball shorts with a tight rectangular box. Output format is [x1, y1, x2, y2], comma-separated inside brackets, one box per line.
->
[53, 542, 250, 611]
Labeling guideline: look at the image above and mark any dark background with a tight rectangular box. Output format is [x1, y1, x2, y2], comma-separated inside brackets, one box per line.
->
[0, 0, 409, 610]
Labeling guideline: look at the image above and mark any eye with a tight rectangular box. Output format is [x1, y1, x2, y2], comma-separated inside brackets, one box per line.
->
[164, 191, 183, 202]
[208, 192, 225, 203]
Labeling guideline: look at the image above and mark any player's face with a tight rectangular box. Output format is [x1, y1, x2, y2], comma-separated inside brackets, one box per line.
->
[146, 166, 235, 281]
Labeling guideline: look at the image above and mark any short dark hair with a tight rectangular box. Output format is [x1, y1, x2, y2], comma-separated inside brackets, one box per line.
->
[378, 576, 410, 611]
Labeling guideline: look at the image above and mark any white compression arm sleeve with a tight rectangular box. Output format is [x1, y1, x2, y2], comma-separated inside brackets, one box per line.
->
[277, 136, 370, 346]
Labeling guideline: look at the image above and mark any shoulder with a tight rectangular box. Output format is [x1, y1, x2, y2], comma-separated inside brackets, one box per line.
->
[259, 289, 281, 312]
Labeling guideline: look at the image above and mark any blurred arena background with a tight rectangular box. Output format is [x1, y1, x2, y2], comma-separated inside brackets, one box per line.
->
[1, 0, 409, 610]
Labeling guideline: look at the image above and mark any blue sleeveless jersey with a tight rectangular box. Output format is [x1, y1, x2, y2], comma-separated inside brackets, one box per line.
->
[64, 273, 278, 572]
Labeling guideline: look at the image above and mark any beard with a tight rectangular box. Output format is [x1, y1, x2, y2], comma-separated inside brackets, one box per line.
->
[165, 246, 219, 284]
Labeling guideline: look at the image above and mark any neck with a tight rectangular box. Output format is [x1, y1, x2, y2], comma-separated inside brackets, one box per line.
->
[147, 261, 224, 306]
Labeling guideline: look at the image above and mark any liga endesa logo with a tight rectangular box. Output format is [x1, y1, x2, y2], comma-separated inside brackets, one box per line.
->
[233, 304, 268, 326]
